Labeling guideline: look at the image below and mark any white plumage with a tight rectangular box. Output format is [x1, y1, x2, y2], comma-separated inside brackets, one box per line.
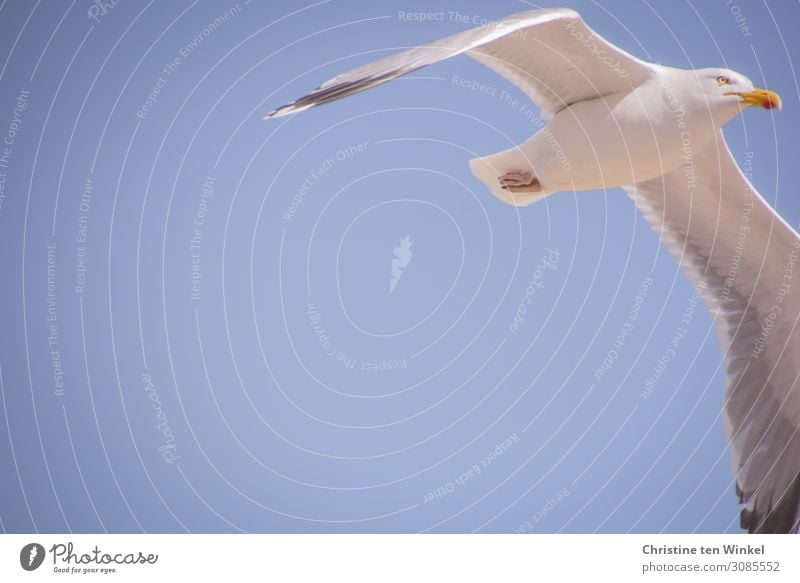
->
[267, 8, 799, 533]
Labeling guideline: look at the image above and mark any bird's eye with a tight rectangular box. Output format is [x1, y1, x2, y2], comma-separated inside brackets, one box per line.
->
[716, 76, 732, 85]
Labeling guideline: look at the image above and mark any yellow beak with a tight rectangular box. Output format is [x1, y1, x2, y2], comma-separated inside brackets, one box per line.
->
[727, 87, 782, 110]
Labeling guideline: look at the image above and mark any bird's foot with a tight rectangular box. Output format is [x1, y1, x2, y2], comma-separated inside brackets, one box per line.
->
[498, 171, 541, 193]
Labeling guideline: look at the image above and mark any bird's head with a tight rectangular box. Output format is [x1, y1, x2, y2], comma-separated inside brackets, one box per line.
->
[694, 68, 781, 122]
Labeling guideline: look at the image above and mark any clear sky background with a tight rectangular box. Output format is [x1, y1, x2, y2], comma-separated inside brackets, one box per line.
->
[0, 0, 798, 533]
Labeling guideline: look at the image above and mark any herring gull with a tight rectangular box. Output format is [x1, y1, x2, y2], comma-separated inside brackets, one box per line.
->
[266, 8, 799, 533]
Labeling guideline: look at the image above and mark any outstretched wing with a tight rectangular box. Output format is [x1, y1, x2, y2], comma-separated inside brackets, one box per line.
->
[625, 131, 800, 533]
[266, 8, 657, 120]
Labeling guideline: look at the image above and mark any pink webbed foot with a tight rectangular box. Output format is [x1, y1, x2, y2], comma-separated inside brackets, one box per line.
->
[498, 171, 541, 193]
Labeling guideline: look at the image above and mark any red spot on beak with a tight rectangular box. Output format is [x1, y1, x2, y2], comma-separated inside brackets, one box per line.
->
[764, 95, 780, 110]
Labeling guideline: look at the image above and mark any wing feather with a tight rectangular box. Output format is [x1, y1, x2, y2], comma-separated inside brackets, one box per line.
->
[266, 8, 656, 119]
[625, 131, 800, 533]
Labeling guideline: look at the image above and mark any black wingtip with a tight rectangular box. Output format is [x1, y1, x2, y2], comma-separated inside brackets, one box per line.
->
[740, 472, 800, 533]
[263, 105, 292, 120]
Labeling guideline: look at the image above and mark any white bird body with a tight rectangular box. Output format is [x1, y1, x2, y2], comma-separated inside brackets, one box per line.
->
[267, 8, 799, 533]
[471, 68, 733, 203]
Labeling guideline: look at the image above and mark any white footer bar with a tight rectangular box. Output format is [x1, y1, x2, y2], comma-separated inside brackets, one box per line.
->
[1, 534, 797, 582]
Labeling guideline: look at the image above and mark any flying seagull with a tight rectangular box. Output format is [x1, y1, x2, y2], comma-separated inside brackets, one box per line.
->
[266, 8, 799, 533]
